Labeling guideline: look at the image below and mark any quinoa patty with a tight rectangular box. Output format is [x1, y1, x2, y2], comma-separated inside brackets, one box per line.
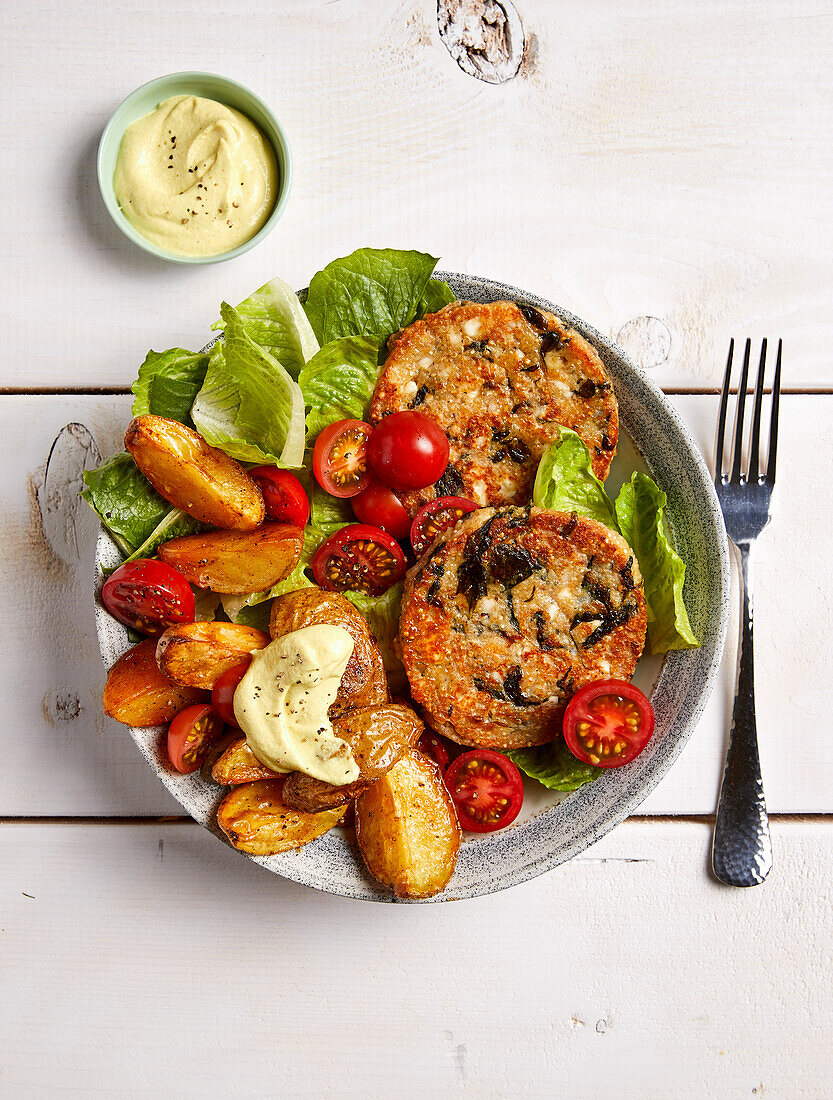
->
[397, 507, 647, 750]
[369, 300, 618, 516]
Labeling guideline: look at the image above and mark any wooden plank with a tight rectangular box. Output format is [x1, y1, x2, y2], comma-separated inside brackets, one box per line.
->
[0, 392, 829, 816]
[0, 819, 829, 1096]
[1, 0, 832, 389]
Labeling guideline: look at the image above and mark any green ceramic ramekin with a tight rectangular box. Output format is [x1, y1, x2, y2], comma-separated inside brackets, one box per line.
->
[97, 71, 292, 264]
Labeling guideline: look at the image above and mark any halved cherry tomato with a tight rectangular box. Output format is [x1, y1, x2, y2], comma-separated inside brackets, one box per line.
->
[313, 419, 372, 498]
[248, 467, 309, 526]
[367, 411, 449, 491]
[312, 523, 406, 596]
[351, 478, 411, 539]
[410, 496, 478, 556]
[418, 731, 452, 771]
[563, 680, 654, 768]
[444, 749, 524, 832]
[102, 558, 195, 636]
[167, 704, 224, 774]
[211, 659, 251, 727]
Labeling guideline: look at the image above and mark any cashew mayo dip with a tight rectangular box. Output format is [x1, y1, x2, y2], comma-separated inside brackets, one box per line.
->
[113, 94, 278, 258]
[233, 625, 361, 786]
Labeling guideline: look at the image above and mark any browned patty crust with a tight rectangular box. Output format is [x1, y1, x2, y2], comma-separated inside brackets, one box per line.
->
[397, 507, 647, 750]
[369, 301, 618, 517]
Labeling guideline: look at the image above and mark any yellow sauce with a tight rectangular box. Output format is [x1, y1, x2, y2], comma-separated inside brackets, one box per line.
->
[114, 94, 278, 258]
[233, 625, 361, 786]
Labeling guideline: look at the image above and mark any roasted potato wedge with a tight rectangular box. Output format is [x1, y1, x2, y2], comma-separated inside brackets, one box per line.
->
[156, 621, 270, 689]
[217, 780, 344, 855]
[158, 524, 303, 593]
[103, 638, 207, 727]
[355, 748, 461, 899]
[282, 703, 423, 812]
[211, 737, 282, 785]
[124, 415, 264, 530]
[269, 588, 387, 717]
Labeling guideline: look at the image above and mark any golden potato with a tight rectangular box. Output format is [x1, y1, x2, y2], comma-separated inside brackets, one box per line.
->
[211, 737, 282, 785]
[217, 780, 345, 855]
[124, 415, 264, 530]
[355, 748, 461, 899]
[269, 588, 388, 717]
[158, 524, 303, 593]
[282, 703, 423, 813]
[156, 621, 270, 689]
[103, 638, 207, 727]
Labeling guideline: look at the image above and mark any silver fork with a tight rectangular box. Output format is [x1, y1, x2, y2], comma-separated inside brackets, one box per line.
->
[711, 338, 781, 887]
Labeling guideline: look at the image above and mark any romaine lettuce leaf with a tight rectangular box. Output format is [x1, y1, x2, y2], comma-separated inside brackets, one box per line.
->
[212, 276, 319, 379]
[532, 429, 618, 529]
[508, 739, 602, 792]
[191, 303, 306, 468]
[298, 335, 383, 442]
[309, 485, 353, 535]
[614, 472, 700, 653]
[131, 348, 210, 425]
[303, 248, 440, 344]
[121, 508, 203, 564]
[81, 452, 196, 556]
[416, 278, 456, 317]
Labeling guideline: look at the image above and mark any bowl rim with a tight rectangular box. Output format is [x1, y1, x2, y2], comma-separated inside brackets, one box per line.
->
[93, 272, 730, 901]
[96, 70, 293, 265]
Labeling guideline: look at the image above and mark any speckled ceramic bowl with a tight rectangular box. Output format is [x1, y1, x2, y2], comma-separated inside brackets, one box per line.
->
[94, 273, 730, 902]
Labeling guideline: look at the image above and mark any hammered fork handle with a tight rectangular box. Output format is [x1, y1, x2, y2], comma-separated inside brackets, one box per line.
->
[711, 543, 773, 886]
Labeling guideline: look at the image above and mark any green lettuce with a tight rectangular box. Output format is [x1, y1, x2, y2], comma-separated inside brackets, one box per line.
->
[615, 472, 700, 654]
[212, 276, 319, 379]
[298, 335, 383, 442]
[131, 348, 210, 425]
[81, 452, 200, 556]
[508, 739, 602, 792]
[191, 304, 306, 468]
[533, 429, 617, 529]
[303, 248, 440, 344]
[417, 278, 456, 317]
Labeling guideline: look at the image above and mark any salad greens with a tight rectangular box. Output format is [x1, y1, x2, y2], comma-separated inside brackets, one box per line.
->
[84, 245, 701, 799]
[131, 348, 210, 426]
[299, 335, 384, 442]
[303, 248, 442, 345]
[533, 428, 618, 530]
[533, 430, 699, 656]
[191, 304, 306, 468]
[508, 739, 603, 792]
[615, 472, 699, 653]
[211, 276, 319, 379]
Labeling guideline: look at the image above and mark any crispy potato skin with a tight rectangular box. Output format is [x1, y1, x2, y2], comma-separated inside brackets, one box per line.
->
[217, 780, 345, 855]
[282, 703, 423, 813]
[103, 639, 207, 727]
[124, 415, 264, 530]
[211, 737, 282, 785]
[269, 588, 387, 717]
[355, 748, 461, 899]
[157, 523, 304, 593]
[156, 621, 270, 689]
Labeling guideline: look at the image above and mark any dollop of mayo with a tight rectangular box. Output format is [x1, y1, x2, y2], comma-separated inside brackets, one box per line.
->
[113, 94, 278, 258]
[233, 625, 360, 786]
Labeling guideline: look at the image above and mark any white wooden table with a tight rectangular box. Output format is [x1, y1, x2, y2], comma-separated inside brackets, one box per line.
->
[2, 2, 832, 1095]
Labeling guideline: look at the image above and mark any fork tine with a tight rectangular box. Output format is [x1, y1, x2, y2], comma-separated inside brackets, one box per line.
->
[729, 339, 752, 482]
[765, 339, 782, 484]
[715, 339, 734, 483]
[747, 339, 768, 482]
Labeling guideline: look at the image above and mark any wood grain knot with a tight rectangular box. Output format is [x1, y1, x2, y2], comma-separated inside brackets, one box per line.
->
[615, 316, 672, 369]
[43, 689, 82, 724]
[437, 0, 525, 84]
[37, 422, 101, 565]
